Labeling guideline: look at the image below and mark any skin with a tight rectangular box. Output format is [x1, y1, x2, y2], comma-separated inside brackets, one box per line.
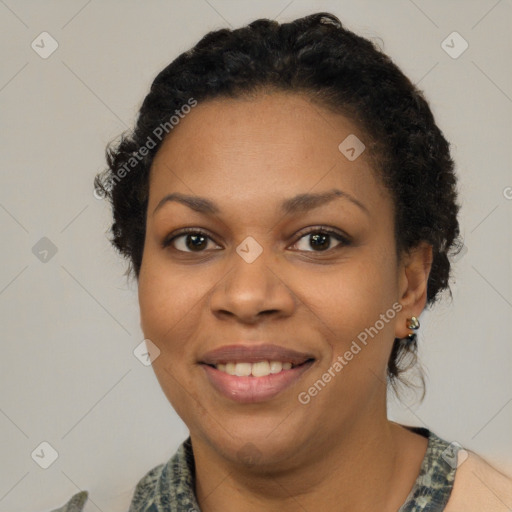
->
[138, 91, 433, 511]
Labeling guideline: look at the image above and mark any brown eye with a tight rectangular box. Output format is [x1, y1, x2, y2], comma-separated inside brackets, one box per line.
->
[291, 228, 350, 252]
[162, 229, 221, 252]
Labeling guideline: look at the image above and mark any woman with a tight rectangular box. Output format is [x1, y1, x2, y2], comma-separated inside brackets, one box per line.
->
[57, 11, 511, 512]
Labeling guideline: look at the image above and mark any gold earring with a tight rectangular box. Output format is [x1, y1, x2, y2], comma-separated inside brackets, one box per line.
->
[406, 316, 420, 340]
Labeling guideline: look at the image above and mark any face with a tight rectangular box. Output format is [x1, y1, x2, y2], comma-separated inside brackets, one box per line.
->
[138, 92, 411, 469]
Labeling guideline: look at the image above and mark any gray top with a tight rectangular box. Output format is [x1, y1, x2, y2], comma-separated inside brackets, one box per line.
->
[52, 427, 460, 511]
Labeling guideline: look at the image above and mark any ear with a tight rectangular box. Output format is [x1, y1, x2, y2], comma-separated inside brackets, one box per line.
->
[395, 241, 433, 339]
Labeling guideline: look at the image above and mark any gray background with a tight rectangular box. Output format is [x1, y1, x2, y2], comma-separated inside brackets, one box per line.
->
[1, 1, 511, 510]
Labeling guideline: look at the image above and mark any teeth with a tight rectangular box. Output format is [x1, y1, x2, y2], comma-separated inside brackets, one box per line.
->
[252, 361, 270, 377]
[214, 360, 297, 377]
[225, 362, 236, 375]
[234, 362, 252, 377]
[269, 361, 282, 374]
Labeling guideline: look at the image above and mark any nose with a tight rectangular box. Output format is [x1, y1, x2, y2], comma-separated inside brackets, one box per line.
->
[209, 247, 296, 324]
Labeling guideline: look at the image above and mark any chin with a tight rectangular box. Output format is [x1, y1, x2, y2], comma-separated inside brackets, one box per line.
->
[194, 418, 311, 472]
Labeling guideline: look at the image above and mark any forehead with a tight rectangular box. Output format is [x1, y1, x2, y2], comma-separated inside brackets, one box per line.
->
[148, 92, 389, 216]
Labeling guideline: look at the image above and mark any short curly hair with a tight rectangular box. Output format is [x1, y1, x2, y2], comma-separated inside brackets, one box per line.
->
[94, 12, 462, 394]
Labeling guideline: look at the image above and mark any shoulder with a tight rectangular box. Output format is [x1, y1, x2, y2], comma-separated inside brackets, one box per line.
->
[49, 491, 89, 512]
[445, 449, 512, 511]
[128, 438, 198, 511]
[128, 461, 166, 510]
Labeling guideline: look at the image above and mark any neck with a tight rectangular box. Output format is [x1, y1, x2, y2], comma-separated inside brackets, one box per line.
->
[192, 415, 426, 512]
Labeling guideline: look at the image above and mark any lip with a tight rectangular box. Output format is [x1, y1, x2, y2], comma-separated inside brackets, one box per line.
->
[199, 343, 316, 404]
[201, 359, 315, 403]
[199, 343, 315, 366]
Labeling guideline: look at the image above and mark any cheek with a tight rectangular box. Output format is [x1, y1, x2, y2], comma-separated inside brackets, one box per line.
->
[138, 254, 212, 348]
[309, 252, 398, 363]
[138, 258, 211, 416]
[313, 254, 394, 319]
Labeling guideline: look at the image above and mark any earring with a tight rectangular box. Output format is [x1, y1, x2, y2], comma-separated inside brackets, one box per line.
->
[406, 316, 420, 341]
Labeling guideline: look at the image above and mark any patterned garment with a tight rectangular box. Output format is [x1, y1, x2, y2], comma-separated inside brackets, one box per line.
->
[398, 427, 460, 511]
[52, 427, 461, 511]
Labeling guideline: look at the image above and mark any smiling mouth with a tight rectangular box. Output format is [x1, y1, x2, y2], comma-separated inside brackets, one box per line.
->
[199, 343, 317, 402]
[204, 359, 315, 377]
[201, 358, 316, 403]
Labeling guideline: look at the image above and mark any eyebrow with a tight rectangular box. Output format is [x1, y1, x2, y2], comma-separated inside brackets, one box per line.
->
[152, 188, 369, 217]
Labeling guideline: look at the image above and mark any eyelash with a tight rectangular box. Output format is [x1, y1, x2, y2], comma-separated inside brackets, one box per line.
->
[161, 226, 351, 254]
